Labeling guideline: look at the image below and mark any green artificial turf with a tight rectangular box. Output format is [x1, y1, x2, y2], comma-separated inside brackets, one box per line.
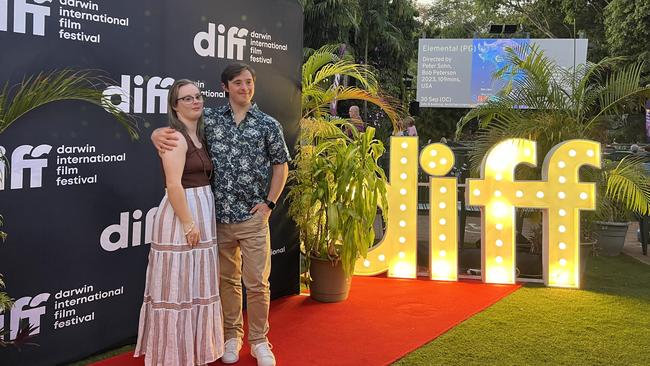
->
[393, 254, 650, 366]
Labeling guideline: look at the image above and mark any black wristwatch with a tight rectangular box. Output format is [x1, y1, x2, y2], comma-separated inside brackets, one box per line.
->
[265, 199, 276, 210]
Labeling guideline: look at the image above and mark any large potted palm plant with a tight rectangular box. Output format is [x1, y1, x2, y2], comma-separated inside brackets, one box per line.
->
[457, 44, 650, 264]
[0, 69, 137, 346]
[287, 45, 400, 302]
[586, 156, 650, 255]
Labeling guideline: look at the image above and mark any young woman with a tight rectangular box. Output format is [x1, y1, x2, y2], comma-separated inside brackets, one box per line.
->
[135, 80, 224, 366]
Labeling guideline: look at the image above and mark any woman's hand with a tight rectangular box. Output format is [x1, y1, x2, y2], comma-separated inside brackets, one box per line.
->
[183, 222, 200, 246]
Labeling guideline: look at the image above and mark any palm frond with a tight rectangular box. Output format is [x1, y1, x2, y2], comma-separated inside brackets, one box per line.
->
[0, 69, 139, 139]
[604, 156, 650, 216]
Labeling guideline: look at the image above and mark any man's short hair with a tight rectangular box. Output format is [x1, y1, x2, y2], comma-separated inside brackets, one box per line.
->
[221, 62, 256, 85]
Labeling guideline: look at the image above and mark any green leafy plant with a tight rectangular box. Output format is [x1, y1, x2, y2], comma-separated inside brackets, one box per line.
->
[287, 45, 400, 279]
[0, 69, 138, 347]
[586, 156, 650, 222]
[457, 44, 650, 222]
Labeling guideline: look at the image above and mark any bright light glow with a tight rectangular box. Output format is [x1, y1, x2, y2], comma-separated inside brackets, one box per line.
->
[559, 209, 567, 217]
[400, 157, 407, 164]
[559, 176, 566, 184]
[487, 267, 509, 284]
[558, 225, 566, 233]
[491, 202, 508, 218]
[557, 272, 569, 285]
[400, 204, 407, 211]
[439, 250, 446, 257]
[399, 236, 406, 243]
[440, 158, 448, 165]
[495, 173, 503, 181]
[431, 261, 451, 279]
[428, 161, 436, 169]
[558, 192, 566, 199]
[516, 190, 524, 198]
[440, 186, 447, 194]
[524, 148, 532, 156]
[559, 258, 567, 266]
[494, 190, 502, 197]
[430, 150, 438, 157]
[579, 192, 588, 200]
[496, 239, 503, 247]
[398, 251, 405, 258]
[495, 256, 503, 263]
[363, 260, 370, 267]
[400, 188, 407, 195]
[536, 191, 545, 198]
[399, 220, 406, 227]
[378, 254, 386, 262]
[400, 173, 407, 180]
[392, 262, 415, 278]
[559, 242, 566, 250]
[473, 189, 481, 196]
[439, 218, 446, 225]
[496, 223, 503, 230]
[558, 161, 566, 168]
[401, 142, 408, 149]
[587, 149, 594, 157]
[438, 234, 446, 241]
[439, 202, 446, 209]
[569, 149, 576, 157]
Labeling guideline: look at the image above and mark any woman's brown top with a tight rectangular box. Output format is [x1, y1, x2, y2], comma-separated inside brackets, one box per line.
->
[161, 130, 213, 188]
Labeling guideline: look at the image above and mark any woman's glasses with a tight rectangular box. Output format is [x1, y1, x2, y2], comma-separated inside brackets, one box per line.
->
[176, 94, 204, 104]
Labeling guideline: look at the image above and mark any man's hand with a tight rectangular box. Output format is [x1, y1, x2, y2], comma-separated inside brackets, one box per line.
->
[250, 202, 272, 220]
[151, 127, 180, 152]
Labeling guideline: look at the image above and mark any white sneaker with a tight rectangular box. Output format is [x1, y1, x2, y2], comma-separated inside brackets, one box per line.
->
[250, 342, 276, 366]
[221, 338, 243, 364]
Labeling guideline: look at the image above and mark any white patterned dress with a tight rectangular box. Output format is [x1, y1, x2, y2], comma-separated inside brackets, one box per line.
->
[135, 134, 224, 366]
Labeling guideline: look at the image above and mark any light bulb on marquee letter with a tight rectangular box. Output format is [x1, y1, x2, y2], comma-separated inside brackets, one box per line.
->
[354, 136, 418, 278]
[420, 143, 458, 281]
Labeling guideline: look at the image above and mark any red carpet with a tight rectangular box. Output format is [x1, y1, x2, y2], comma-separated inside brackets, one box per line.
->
[94, 277, 519, 366]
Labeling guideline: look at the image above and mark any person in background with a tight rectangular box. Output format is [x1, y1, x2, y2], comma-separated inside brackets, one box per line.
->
[393, 119, 406, 136]
[135, 79, 224, 366]
[405, 116, 418, 136]
[152, 63, 289, 366]
[346, 104, 366, 137]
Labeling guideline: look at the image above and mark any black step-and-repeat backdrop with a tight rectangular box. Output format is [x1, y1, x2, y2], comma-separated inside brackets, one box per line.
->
[0, 1, 302, 365]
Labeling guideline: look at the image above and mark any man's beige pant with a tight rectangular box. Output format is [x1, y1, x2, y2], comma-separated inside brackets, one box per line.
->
[217, 213, 271, 345]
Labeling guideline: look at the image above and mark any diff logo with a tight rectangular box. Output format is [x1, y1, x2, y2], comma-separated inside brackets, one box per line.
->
[194, 23, 248, 60]
[0, 0, 51, 36]
[0, 144, 52, 190]
[0, 293, 50, 341]
[100, 208, 157, 251]
[102, 75, 175, 114]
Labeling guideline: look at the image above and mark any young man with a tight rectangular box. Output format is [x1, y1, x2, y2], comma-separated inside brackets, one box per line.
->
[153, 63, 290, 366]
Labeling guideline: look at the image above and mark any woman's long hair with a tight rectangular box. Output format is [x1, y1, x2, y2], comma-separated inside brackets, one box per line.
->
[167, 79, 205, 141]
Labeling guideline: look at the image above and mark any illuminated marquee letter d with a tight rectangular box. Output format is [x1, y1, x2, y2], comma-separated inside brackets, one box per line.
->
[354, 136, 418, 278]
